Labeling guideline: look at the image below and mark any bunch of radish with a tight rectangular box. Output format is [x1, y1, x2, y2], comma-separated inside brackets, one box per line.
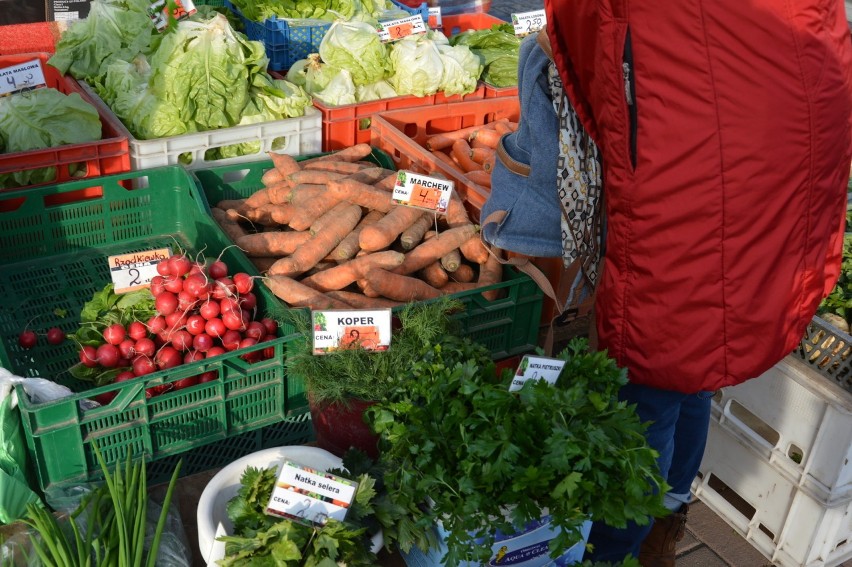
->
[84, 253, 278, 404]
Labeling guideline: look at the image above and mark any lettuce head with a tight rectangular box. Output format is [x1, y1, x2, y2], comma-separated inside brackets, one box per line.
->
[319, 20, 389, 86]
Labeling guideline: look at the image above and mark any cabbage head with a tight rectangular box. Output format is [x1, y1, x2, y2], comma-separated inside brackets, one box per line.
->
[437, 44, 482, 96]
[319, 20, 389, 86]
[356, 79, 398, 102]
[314, 70, 358, 106]
[388, 34, 443, 97]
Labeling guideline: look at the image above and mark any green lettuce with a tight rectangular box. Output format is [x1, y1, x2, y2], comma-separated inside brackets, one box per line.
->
[449, 23, 520, 87]
[438, 43, 482, 96]
[0, 89, 102, 188]
[314, 69, 358, 106]
[319, 20, 389, 86]
[388, 33, 444, 97]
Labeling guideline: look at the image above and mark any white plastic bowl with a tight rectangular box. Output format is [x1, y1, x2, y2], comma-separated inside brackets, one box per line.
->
[196, 445, 382, 565]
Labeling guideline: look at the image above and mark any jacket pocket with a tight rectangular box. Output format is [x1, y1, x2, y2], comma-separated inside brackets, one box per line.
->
[622, 26, 638, 170]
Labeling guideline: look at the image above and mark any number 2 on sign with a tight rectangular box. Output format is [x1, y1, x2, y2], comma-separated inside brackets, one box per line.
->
[389, 22, 413, 38]
[526, 17, 542, 32]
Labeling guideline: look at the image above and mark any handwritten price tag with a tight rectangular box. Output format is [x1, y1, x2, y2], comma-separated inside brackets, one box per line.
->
[266, 461, 358, 526]
[312, 309, 392, 354]
[148, 0, 197, 31]
[377, 14, 427, 42]
[508, 355, 566, 392]
[428, 7, 442, 30]
[0, 59, 47, 97]
[511, 9, 547, 36]
[392, 171, 453, 213]
[108, 248, 171, 294]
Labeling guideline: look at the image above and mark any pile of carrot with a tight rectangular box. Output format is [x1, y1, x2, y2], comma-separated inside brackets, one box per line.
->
[417, 118, 519, 191]
[209, 143, 506, 310]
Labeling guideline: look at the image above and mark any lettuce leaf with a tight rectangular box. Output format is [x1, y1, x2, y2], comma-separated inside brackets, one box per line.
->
[319, 20, 389, 86]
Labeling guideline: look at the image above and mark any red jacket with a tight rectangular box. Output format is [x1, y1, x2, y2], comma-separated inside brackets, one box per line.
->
[545, 0, 852, 392]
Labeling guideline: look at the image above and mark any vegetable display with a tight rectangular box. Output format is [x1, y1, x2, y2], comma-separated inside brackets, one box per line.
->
[449, 23, 521, 88]
[229, 0, 408, 24]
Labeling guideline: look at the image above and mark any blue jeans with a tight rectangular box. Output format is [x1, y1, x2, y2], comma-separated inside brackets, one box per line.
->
[584, 383, 714, 562]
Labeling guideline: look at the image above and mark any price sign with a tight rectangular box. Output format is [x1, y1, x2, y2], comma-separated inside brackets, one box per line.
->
[266, 461, 358, 526]
[511, 9, 547, 36]
[392, 171, 453, 213]
[312, 309, 392, 354]
[0, 59, 47, 97]
[148, 0, 197, 31]
[377, 14, 427, 42]
[508, 355, 566, 392]
[428, 7, 442, 30]
[108, 248, 171, 294]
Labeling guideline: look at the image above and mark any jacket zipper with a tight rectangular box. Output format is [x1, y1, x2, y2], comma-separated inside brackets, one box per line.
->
[623, 27, 637, 170]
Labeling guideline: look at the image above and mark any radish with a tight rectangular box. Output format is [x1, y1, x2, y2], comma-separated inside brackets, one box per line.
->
[188, 262, 206, 277]
[170, 330, 193, 352]
[80, 345, 99, 367]
[93, 391, 117, 405]
[208, 260, 228, 280]
[260, 318, 278, 336]
[222, 310, 246, 332]
[134, 337, 156, 358]
[132, 356, 156, 376]
[118, 339, 136, 359]
[172, 375, 199, 390]
[233, 272, 254, 294]
[114, 370, 135, 382]
[155, 346, 182, 369]
[206, 346, 226, 359]
[155, 292, 179, 316]
[192, 333, 214, 353]
[199, 300, 220, 321]
[147, 315, 166, 335]
[163, 275, 184, 294]
[245, 321, 266, 341]
[128, 321, 147, 341]
[219, 297, 240, 314]
[165, 311, 187, 332]
[177, 290, 197, 312]
[221, 330, 242, 351]
[150, 276, 166, 297]
[18, 330, 37, 349]
[103, 324, 126, 346]
[96, 344, 120, 368]
[156, 259, 172, 277]
[183, 273, 210, 299]
[212, 277, 235, 299]
[146, 384, 170, 398]
[46, 327, 66, 345]
[204, 318, 226, 339]
[238, 338, 259, 362]
[169, 255, 192, 278]
[184, 350, 204, 364]
[185, 315, 206, 336]
[238, 292, 257, 311]
[198, 370, 218, 383]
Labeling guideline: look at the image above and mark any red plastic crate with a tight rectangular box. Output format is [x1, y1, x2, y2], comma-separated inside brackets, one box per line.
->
[0, 22, 66, 55]
[0, 53, 130, 192]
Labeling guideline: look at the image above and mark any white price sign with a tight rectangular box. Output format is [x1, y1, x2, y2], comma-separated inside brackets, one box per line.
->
[508, 355, 566, 392]
[391, 171, 453, 213]
[428, 7, 442, 30]
[377, 14, 427, 42]
[511, 9, 547, 36]
[266, 461, 358, 526]
[108, 248, 171, 294]
[312, 309, 392, 354]
[0, 59, 47, 97]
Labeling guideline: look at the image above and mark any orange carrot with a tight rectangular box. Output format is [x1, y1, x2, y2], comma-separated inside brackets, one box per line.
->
[347, 167, 393, 185]
[303, 160, 368, 174]
[360, 207, 426, 252]
[451, 262, 475, 282]
[268, 152, 301, 177]
[287, 170, 347, 186]
[309, 200, 356, 235]
[326, 178, 393, 212]
[425, 124, 493, 151]
[400, 214, 434, 250]
[270, 204, 295, 225]
[375, 171, 402, 192]
[300, 250, 405, 291]
[301, 143, 374, 164]
[431, 149, 457, 168]
[325, 290, 402, 309]
[264, 275, 353, 309]
[451, 139, 482, 173]
[364, 268, 444, 302]
[459, 235, 489, 265]
[394, 224, 479, 275]
[469, 128, 502, 149]
[440, 248, 462, 272]
[244, 187, 271, 208]
[331, 209, 384, 261]
[266, 180, 295, 205]
[289, 192, 344, 232]
[287, 184, 327, 206]
[211, 208, 248, 242]
[482, 152, 496, 173]
[469, 146, 495, 166]
[440, 281, 479, 294]
[236, 231, 312, 257]
[420, 261, 449, 289]
[492, 119, 513, 135]
[477, 250, 503, 300]
[250, 256, 279, 273]
[465, 170, 492, 188]
[261, 167, 285, 186]
[268, 203, 362, 277]
[241, 204, 283, 227]
[446, 191, 489, 264]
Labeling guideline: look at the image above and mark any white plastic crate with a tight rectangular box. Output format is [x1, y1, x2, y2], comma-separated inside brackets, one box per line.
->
[80, 82, 322, 170]
[692, 419, 852, 567]
[710, 355, 852, 504]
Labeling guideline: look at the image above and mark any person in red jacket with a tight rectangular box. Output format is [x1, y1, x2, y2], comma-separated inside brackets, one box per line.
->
[542, 1, 852, 564]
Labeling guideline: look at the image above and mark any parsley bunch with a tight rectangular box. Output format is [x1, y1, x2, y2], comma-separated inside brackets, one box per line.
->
[367, 338, 669, 566]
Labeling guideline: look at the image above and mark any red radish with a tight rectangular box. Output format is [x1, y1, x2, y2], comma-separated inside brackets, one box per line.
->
[199, 300, 220, 321]
[80, 345, 99, 367]
[185, 315, 206, 335]
[94, 391, 117, 405]
[156, 259, 172, 277]
[155, 292, 178, 316]
[147, 315, 166, 335]
[222, 310, 246, 332]
[177, 290, 197, 312]
[198, 371, 218, 383]
[116, 358, 131, 368]
[155, 346, 182, 369]
[172, 375, 199, 390]
[132, 356, 156, 376]
[239, 338, 259, 362]
[165, 311, 187, 332]
[233, 272, 254, 294]
[169, 255, 192, 278]
[188, 262, 205, 277]
[170, 330, 193, 352]
[262, 337, 276, 360]
[146, 384, 170, 398]
[134, 338, 156, 358]
[46, 327, 66, 345]
[118, 339, 136, 359]
[193, 333, 214, 352]
[219, 297, 240, 314]
[221, 330, 242, 351]
[208, 260, 228, 280]
[96, 344, 120, 368]
[204, 318, 226, 339]
[153, 334, 167, 348]
[184, 350, 204, 364]
[212, 277, 235, 299]
[103, 324, 126, 346]
[238, 292, 257, 311]
[115, 370, 135, 382]
[261, 318, 278, 336]
[183, 273, 210, 299]
[245, 321, 266, 341]
[206, 346, 226, 358]
[150, 276, 166, 297]
[128, 321, 147, 341]
[163, 275, 184, 294]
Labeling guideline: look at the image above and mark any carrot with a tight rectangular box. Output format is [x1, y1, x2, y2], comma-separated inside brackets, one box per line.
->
[309, 200, 355, 236]
[301, 250, 405, 292]
[326, 178, 393, 212]
[287, 184, 327, 206]
[289, 192, 344, 232]
[465, 169, 492, 188]
[420, 261, 449, 289]
[470, 137, 493, 150]
[215, 199, 246, 211]
[451, 139, 482, 173]
[459, 235, 489, 265]
[269, 204, 295, 225]
[268, 152, 301, 177]
[303, 160, 367, 174]
[268, 203, 363, 277]
[360, 207, 426, 252]
[446, 191, 489, 264]
[451, 262, 475, 282]
[236, 231, 312, 257]
[440, 281, 479, 294]
[364, 268, 444, 302]
[287, 170, 347, 186]
[331, 209, 384, 261]
[476, 250, 503, 300]
[492, 119, 513, 136]
[301, 143, 374, 164]
[482, 153, 496, 173]
[469, 128, 502, 149]
[244, 187, 271, 208]
[347, 167, 393, 186]
[266, 180, 295, 205]
[264, 275, 353, 309]
[241, 203, 283, 227]
[211, 208, 248, 242]
[261, 167, 285, 186]
[325, 290, 402, 309]
[440, 248, 462, 272]
[430, 149, 458, 168]
[249, 256, 279, 273]
[469, 146, 495, 166]
[400, 214, 433, 250]
[375, 171, 402, 192]
[394, 224, 479, 275]
[424, 124, 493, 151]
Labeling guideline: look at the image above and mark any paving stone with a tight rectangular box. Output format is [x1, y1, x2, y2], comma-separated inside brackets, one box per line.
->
[687, 499, 773, 567]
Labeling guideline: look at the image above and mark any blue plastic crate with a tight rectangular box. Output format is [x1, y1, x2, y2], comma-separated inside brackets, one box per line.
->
[226, 0, 428, 71]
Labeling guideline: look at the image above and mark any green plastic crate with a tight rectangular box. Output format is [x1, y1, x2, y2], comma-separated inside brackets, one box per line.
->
[0, 166, 312, 491]
[193, 159, 543, 359]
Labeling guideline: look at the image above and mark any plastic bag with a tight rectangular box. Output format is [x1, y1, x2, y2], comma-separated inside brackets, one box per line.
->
[0, 370, 43, 524]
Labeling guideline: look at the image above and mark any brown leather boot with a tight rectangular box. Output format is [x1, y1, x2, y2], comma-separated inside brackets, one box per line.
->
[638, 504, 689, 567]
